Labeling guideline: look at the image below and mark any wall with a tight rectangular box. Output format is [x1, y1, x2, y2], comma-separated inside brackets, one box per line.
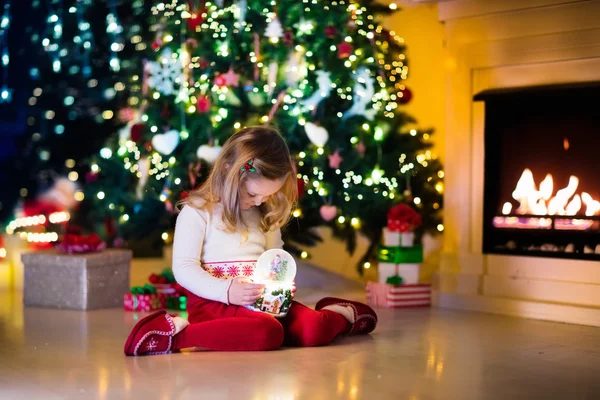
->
[307, 1, 446, 282]
[436, 0, 600, 326]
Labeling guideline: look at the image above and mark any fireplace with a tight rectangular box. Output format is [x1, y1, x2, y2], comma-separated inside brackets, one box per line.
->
[475, 83, 600, 261]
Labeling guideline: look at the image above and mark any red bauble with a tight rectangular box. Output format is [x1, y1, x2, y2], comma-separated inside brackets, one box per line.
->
[198, 57, 209, 69]
[398, 87, 413, 104]
[337, 42, 353, 59]
[214, 74, 227, 87]
[196, 95, 211, 113]
[151, 40, 162, 51]
[187, 11, 205, 31]
[324, 26, 337, 38]
[283, 30, 294, 47]
[144, 141, 153, 152]
[130, 123, 145, 143]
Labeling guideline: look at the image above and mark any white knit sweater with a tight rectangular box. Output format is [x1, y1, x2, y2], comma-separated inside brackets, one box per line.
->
[172, 204, 284, 304]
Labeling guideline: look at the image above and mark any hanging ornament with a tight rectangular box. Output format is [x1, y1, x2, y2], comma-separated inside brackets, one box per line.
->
[267, 62, 279, 97]
[303, 70, 332, 111]
[198, 57, 210, 69]
[285, 51, 307, 87]
[235, 0, 247, 25]
[196, 144, 222, 163]
[295, 18, 314, 36]
[337, 42, 353, 59]
[304, 122, 329, 147]
[222, 67, 241, 87]
[130, 123, 145, 143]
[151, 39, 162, 51]
[145, 48, 183, 95]
[283, 31, 294, 47]
[398, 86, 413, 104]
[324, 26, 337, 38]
[151, 130, 180, 155]
[342, 68, 377, 121]
[319, 205, 338, 222]
[118, 108, 135, 123]
[328, 150, 343, 169]
[136, 157, 151, 199]
[214, 74, 227, 87]
[356, 141, 366, 157]
[186, 7, 205, 31]
[264, 17, 284, 42]
[196, 95, 211, 113]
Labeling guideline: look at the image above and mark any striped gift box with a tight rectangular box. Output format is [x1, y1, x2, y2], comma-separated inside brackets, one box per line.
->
[366, 282, 431, 308]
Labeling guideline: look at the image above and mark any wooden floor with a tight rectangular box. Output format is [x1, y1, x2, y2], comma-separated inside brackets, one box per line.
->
[1, 286, 599, 400]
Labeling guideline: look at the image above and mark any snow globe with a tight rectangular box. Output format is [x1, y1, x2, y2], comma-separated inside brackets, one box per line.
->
[246, 249, 296, 318]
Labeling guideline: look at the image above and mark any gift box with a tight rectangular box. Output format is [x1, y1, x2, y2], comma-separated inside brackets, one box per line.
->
[366, 281, 431, 308]
[22, 249, 132, 310]
[378, 263, 421, 284]
[166, 294, 188, 310]
[123, 293, 163, 312]
[382, 228, 415, 247]
[378, 245, 423, 264]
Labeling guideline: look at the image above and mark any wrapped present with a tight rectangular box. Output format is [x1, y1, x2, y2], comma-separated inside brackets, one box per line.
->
[124, 285, 163, 311]
[378, 263, 420, 284]
[366, 281, 431, 308]
[22, 249, 131, 310]
[378, 245, 423, 264]
[149, 268, 179, 293]
[382, 228, 415, 247]
[123, 293, 162, 312]
[166, 294, 188, 310]
[384, 204, 421, 246]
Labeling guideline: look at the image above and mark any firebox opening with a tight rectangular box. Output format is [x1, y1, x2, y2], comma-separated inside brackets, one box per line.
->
[475, 82, 600, 261]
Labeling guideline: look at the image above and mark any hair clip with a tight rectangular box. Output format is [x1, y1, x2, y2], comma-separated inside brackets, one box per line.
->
[241, 160, 256, 173]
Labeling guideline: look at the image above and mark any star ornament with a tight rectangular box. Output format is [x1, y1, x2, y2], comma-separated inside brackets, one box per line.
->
[222, 67, 241, 87]
[328, 150, 343, 169]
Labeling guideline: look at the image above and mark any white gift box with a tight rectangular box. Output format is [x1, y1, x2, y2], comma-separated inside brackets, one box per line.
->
[378, 262, 398, 284]
[397, 263, 420, 284]
[382, 228, 415, 247]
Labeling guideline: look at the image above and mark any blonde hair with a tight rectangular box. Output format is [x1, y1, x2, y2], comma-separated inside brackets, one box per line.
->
[179, 126, 297, 234]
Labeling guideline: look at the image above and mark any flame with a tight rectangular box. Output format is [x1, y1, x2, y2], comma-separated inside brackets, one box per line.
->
[510, 169, 598, 216]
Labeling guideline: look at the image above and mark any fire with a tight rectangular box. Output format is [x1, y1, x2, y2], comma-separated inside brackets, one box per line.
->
[506, 169, 599, 216]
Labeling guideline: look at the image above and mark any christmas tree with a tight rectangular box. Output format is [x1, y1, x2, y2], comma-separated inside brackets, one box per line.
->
[84, 0, 444, 268]
[1, 0, 151, 248]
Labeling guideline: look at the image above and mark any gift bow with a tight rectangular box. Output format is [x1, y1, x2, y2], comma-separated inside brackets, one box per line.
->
[387, 204, 422, 233]
[131, 284, 157, 295]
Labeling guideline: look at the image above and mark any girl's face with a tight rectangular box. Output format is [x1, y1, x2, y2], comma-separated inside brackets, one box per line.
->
[240, 176, 285, 210]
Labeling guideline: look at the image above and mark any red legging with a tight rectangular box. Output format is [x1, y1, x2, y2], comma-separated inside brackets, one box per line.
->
[172, 293, 350, 351]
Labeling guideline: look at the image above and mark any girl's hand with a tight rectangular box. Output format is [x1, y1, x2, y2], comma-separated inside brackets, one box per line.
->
[228, 277, 265, 306]
[291, 279, 296, 300]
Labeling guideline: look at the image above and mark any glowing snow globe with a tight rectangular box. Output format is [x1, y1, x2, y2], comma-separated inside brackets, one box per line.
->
[246, 249, 297, 318]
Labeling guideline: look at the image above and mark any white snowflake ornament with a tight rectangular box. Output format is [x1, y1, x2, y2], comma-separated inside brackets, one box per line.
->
[145, 48, 183, 96]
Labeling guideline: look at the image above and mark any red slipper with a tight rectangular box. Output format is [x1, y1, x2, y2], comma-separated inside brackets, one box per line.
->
[315, 297, 378, 335]
[124, 310, 176, 356]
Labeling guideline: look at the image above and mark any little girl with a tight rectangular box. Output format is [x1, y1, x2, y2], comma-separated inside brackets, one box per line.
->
[124, 126, 377, 356]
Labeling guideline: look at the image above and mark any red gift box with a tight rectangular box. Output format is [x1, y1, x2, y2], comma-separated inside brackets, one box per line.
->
[366, 282, 431, 308]
[123, 294, 163, 312]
